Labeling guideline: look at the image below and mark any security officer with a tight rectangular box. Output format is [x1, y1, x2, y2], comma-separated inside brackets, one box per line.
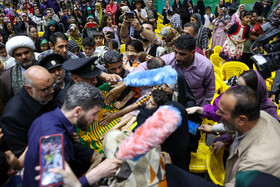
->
[38, 53, 72, 91]
[55, 57, 101, 107]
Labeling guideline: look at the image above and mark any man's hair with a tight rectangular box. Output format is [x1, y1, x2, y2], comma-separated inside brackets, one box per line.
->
[256, 16, 264, 23]
[0, 42, 5, 50]
[142, 20, 155, 31]
[62, 6, 68, 10]
[240, 70, 258, 91]
[24, 71, 34, 87]
[103, 50, 122, 65]
[28, 25, 37, 32]
[62, 82, 104, 112]
[151, 89, 170, 106]
[135, 0, 142, 4]
[92, 31, 104, 38]
[147, 57, 165, 69]
[82, 37, 95, 47]
[126, 39, 144, 52]
[174, 34, 196, 51]
[226, 85, 260, 121]
[174, 8, 182, 14]
[206, 6, 211, 10]
[21, 6, 27, 10]
[0, 152, 10, 184]
[105, 40, 119, 50]
[184, 22, 199, 36]
[49, 32, 68, 45]
[250, 10, 258, 16]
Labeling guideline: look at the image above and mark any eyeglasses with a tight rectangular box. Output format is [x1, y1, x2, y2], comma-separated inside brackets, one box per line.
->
[40, 84, 55, 94]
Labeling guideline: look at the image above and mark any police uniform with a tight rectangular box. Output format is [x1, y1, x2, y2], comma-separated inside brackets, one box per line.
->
[38, 54, 72, 93]
[55, 57, 101, 107]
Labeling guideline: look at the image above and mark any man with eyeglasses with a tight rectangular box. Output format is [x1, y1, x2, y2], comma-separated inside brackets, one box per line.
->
[0, 35, 39, 115]
[0, 66, 57, 157]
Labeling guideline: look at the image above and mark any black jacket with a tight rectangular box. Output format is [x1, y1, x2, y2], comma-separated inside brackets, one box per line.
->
[0, 87, 56, 157]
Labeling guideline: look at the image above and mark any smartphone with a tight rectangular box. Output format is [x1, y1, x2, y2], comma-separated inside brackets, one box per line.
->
[87, 22, 96, 28]
[107, 31, 115, 39]
[125, 11, 134, 18]
[39, 134, 65, 187]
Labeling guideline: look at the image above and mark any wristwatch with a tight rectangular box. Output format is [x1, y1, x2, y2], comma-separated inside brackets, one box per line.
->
[138, 26, 144, 33]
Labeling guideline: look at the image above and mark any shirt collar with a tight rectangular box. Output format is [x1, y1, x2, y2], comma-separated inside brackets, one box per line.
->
[54, 107, 75, 135]
[175, 53, 197, 70]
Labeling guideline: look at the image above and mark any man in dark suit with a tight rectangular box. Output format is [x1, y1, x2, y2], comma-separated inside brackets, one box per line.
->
[0, 66, 56, 157]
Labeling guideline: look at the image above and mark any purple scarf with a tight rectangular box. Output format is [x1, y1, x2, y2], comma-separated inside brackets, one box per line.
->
[255, 70, 279, 120]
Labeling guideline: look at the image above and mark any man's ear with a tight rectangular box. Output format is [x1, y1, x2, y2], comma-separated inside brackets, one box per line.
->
[73, 106, 83, 118]
[72, 74, 79, 83]
[237, 115, 248, 128]
[24, 85, 33, 97]
[49, 42, 54, 50]
[191, 49, 195, 55]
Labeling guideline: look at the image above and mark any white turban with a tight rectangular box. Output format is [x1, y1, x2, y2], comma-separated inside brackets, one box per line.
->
[6, 36, 35, 57]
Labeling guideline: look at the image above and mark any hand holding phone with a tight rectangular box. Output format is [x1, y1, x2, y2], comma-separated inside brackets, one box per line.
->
[87, 22, 96, 28]
[106, 31, 115, 39]
[125, 11, 134, 19]
[39, 134, 64, 187]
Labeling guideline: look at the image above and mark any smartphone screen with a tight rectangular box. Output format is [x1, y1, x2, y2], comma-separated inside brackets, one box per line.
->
[39, 134, 64, 187]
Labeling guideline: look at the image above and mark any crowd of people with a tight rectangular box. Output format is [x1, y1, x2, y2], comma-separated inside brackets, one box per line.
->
[0, 0, 280, 186]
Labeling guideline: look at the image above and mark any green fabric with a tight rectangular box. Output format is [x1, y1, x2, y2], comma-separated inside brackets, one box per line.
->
[11, 64, 24, 95]
[76, 83, 120, 154]
[40, 39, 48, 46]
[48, 20, 57, 27]
[235, 170, 260, 187]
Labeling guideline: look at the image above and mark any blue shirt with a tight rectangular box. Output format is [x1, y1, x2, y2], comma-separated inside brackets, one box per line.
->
[22, 107, 89, 187]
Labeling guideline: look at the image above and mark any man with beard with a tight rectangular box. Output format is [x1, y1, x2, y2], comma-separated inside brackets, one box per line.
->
[0, 66, 56, 157]
[98, 50, 129, 78]
[28, 25, 39, 44]
[23, 82, 122, 186]
[39, 54, 71, 91]
[168, 86, 280, 187]
[0, 35, 38, 114]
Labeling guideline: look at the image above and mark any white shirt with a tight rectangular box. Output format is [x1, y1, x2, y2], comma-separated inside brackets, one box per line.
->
[135, 9, 148, 23]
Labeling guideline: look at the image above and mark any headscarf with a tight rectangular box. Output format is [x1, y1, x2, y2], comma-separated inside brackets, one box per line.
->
[87, 7, 93, 17]
[48, 20, 57, 27]
[95, 3, 103, 26]
[255, 70, 279, 120]
[234, 4, 245, 18]
[4, 8, 13, 16]
[216, 7, 231, 26]
[67, 24, 82, 48]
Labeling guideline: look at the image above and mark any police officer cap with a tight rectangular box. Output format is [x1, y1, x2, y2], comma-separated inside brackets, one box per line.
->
[62, 57, 101, 78]
[39, 54, 64, 70]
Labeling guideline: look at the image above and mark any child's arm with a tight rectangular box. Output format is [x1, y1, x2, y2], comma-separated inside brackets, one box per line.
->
[99, 103, 138, 126]
[114, 90, 137, 109]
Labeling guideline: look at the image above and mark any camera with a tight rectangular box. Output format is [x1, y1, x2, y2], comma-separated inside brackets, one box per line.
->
[126, 11, 134, 18]
[107, 31, 115, 39]
[251, 22, 280, 79]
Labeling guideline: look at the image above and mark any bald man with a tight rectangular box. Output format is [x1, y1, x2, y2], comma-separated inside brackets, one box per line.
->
[0, 66, 57, 157]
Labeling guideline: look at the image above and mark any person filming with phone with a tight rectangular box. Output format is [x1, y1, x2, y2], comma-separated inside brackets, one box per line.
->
[22, 82, 122, 186]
